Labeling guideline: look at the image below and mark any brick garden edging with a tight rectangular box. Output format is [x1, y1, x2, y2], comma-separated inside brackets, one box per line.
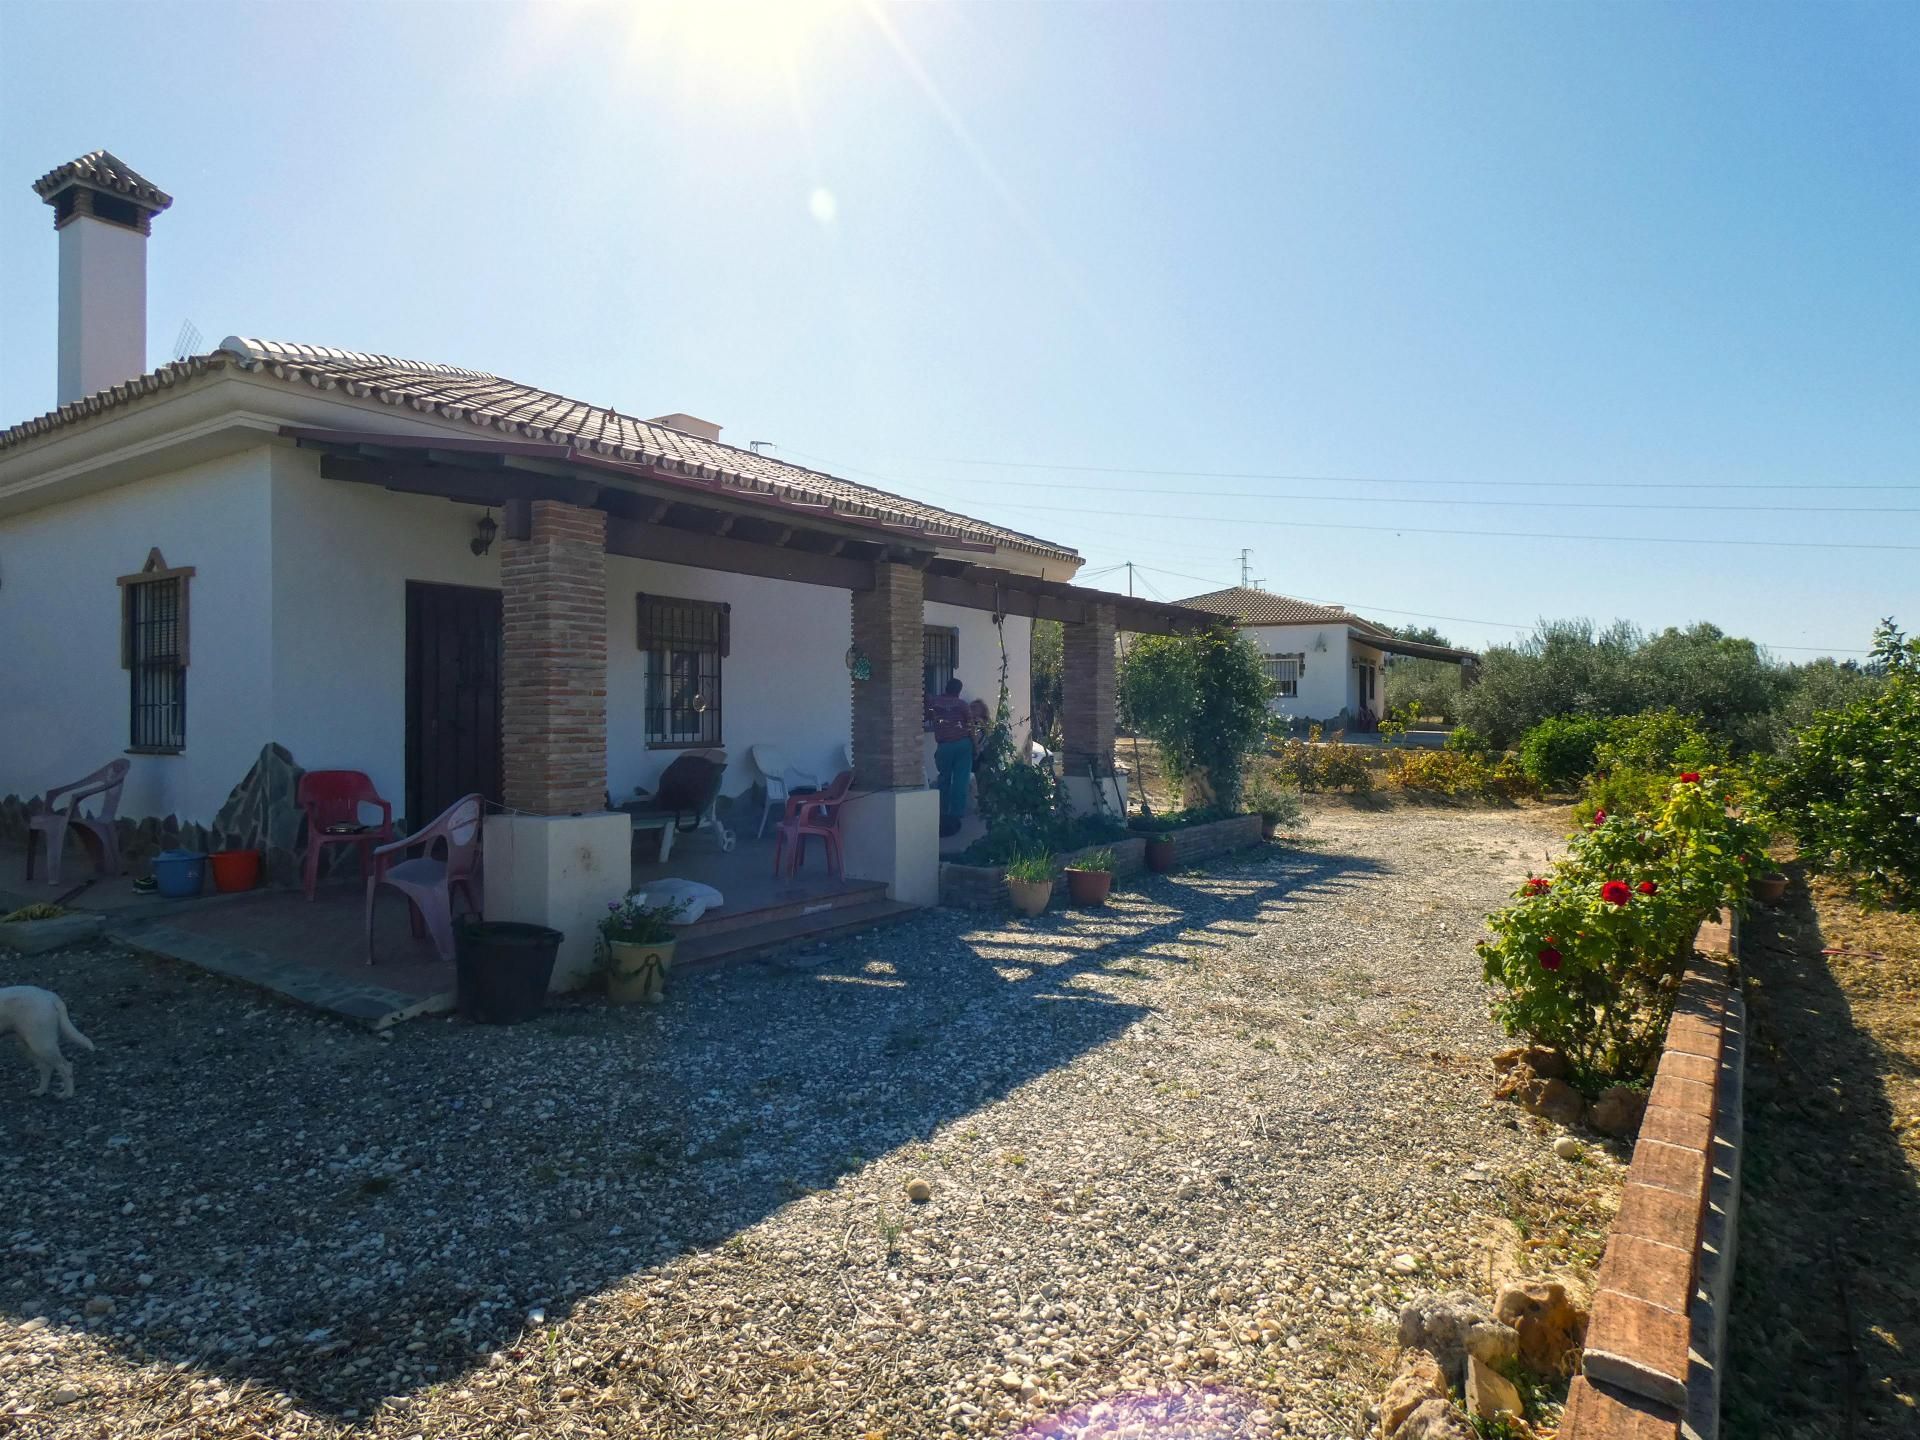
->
[938, 813, 1264, 909]
[1561, 913, 1745, 1440]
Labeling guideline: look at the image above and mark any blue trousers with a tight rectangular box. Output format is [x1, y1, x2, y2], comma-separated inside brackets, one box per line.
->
[935, 739, 974, 821]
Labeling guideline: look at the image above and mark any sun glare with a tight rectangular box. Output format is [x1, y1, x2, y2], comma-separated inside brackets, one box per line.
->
[618, 0, 856, 99]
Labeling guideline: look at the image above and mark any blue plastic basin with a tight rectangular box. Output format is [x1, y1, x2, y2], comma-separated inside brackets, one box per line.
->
[152, 849, 207, 899]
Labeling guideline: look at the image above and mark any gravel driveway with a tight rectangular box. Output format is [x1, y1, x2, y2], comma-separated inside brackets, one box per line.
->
[2, 803, 1581, 1439]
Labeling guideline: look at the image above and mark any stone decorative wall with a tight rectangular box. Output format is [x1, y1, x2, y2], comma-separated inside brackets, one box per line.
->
[3, 742, 357, 889]
[1560, 916, 1745, 1440]
[939, 814, 1265, 909]
[502, 499, 608, 814]
[850, 561, 926, 791]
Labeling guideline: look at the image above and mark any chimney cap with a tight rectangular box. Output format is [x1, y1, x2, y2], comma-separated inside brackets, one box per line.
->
[32, 150, 172, 214]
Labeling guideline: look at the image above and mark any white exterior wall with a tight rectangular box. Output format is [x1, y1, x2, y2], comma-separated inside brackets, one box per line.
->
[0, 449, 274, 822]
[605, 555, 854, 802]
[1349, 639, 1386, 718]
[266, 446, 500, 813]
[1243, 623, 1353, 722]
[924, 601, 1032, 754]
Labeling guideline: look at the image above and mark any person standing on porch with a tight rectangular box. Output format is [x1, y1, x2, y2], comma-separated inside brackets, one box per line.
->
[925, 677, 974, 838]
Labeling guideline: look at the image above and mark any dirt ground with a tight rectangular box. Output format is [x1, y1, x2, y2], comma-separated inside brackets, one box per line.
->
[1725, 866, 1920, 1437]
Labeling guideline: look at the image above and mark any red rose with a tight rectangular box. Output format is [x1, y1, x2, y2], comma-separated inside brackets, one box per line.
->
[1679, 772, 1701, 784]
[1592, 809, 1607, 826]
[1524, 876, 1550, 896]
[1637, 880, 1658, 895]
[1601, 880, 1632, 906]
[1537, 946, 1563, 971]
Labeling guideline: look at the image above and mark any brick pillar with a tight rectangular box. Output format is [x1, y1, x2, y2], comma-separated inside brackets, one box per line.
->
[501, 500, 608, 814]
[850, 560, 924, 790]
[1062, 602, 1117, 778]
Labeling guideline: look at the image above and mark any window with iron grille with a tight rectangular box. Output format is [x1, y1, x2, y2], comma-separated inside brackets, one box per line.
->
[637, 594, 727, 747]
[119, 550, 191, 753]
[1261, 652, 1303, 699]
[923, 626, 959, 696]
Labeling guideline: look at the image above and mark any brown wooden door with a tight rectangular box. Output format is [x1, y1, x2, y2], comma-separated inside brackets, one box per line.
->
[405, 582, 502, 829]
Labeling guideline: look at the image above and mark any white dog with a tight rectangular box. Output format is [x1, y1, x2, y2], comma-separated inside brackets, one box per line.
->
[0, 986, 95, 1098]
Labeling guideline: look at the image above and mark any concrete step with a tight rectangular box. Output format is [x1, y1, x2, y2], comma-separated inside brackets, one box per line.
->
[675, 898, 920, 971]
[681, 879, 889, 939]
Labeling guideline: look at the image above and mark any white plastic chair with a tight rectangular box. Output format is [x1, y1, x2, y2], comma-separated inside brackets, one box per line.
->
[748, 744, 820, 839]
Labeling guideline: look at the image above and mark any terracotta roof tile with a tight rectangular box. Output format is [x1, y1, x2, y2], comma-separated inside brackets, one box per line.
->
[1180, 586, 1391, 635]
[0, 339, 1078, 563]
[31, 150, 172, 211]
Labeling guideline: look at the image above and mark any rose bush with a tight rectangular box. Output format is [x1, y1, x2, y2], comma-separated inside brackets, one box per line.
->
[1478, 772, 1766, 1090]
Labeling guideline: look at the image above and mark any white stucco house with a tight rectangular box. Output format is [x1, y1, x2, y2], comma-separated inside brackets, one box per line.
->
[1181, 586, 1477, 731]
[1, 150, 1206, 971]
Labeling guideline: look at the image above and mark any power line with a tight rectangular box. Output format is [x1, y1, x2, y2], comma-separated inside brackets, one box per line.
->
[1119, 562, 1874, 655]
[926, 457, 1920, 493]
[959, 501, 1920, 554]
[900, 474, 1920, 515]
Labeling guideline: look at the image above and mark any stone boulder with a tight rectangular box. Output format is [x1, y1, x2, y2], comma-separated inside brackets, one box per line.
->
[1495, 1061, 1586, 1126]
[1495, 1277, 1589, 1376]
[1465, 1354, 1523, 1422]
[1588, 1084, 1649, 1139]
[211, 743, 308, 887]
[1397, 1291, 1518, 1389]
[1379, 1348, 1448, 1437]
[1396, 1398, 1470, 1440]
[1492, 1044, 1567, 1080]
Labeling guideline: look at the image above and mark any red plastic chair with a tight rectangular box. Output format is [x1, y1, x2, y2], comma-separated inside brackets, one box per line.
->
[364, 794, 483, 964]
[27, 759, 129, 887]
[771, 769, 854, 878]
[297, 770, 396, 900]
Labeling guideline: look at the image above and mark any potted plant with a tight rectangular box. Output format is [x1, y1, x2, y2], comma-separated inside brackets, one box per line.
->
[1750, 869, 1788, 905]
[1242, 773, 1303, 841]
[1063, 847, 1115, 906]
[1004, 852, 1055, 917]
[597, 894, 685, 1005]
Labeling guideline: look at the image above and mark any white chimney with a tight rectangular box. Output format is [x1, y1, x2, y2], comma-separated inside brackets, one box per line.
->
[33, 151, 172, 405]
[648, 412, 723, 443]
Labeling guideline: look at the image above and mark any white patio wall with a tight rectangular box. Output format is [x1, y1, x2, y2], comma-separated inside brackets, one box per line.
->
[924, 600, 1033, 754]
[267, 446, 499, 812]
[0, 448, 275, 822]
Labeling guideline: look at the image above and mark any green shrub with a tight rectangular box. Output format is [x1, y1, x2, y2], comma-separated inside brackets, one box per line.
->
[1273, 728, 1377, 793]
[1128, 807, 1228, 834]
[1445, 725, 1496, 759]
[1594, 709, 1724, 777]
[1067, 847, 1116, 873]
[956, 814, 1125, 867]
[1242, 770, 1305, 827]
[1763, 620, 1920, 909]
[1385, 748, 1535, 800]
[1119, 625, 1273, 812]
[1479, 773, 1767, 1089]
[1517, 715, 1611, 792]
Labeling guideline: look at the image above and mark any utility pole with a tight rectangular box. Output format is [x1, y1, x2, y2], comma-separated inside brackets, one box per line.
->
[1126, 561, 1134, 597]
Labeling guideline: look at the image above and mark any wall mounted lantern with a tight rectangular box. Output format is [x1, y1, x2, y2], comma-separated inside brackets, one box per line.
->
[470, 509, 498, 557]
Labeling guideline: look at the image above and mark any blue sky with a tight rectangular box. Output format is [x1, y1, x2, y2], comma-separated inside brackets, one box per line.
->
[3, 1, 1914, 658]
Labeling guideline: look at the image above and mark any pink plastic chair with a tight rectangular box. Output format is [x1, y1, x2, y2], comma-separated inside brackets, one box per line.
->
[26, 759, 130, 887]
[771, 769, 854, 878]
[364, 794, 483, 964]
[298, 770, 396, 900]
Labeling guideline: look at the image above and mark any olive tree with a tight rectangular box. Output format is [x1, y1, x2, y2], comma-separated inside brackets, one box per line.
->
[1118, 625, 1273, 812]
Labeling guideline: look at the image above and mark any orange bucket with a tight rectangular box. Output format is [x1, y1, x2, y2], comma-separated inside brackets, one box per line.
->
[209, 849, 261, 893]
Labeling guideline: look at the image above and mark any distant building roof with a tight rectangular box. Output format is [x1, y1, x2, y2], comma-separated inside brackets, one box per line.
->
[1180, 586, 1393, 636]
[0, 338, 1078, 564]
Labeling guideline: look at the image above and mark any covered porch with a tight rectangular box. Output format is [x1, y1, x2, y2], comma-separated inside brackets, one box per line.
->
[280, 427, 1210, 991]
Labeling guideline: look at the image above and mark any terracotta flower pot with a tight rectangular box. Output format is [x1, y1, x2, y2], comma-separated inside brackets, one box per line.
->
[1064, 867, 1113, 907]
[1750, 873, 1788, 905]
[607, 938, 676, 1004]
[209, 849, 261, 893]
[1006, 876, 1054, 917]
[1144, 837, 1177, 874]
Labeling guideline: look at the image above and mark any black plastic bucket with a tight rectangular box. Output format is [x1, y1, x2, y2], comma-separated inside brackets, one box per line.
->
[455, 921, 563, 1024]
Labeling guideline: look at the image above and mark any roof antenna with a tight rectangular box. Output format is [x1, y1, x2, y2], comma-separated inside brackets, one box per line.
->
[749, 440, 775, 454]
[1239, 547, 1262, 588]
[172, 319, 203, 361]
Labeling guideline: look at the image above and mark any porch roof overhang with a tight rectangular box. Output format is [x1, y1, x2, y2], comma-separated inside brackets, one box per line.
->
[1351, 628, 1480, 665]
[285, 427, 1214, 637]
